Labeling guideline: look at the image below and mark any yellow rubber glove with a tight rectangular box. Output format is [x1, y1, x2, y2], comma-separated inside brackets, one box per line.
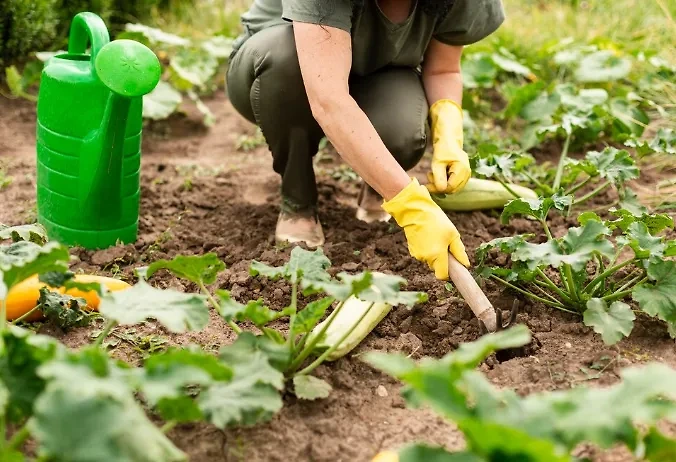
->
[427, 99, 471, 194]
[382, 178, 470, 280]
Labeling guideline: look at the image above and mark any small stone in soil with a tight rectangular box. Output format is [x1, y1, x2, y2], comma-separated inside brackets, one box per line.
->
[376, 385, 388, 397]
[394, 332, 422, 356]
[398, 316, 412, 333]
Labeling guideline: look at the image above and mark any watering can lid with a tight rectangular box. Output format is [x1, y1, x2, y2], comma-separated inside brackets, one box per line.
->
[95, 40, 162, 98]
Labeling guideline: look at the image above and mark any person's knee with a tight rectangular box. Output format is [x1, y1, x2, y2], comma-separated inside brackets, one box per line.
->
[380, 119, 428, 171]
[256, 26, 304, 91]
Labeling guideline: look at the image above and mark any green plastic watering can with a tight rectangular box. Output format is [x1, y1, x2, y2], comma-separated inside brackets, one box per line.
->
[36, 12, 161, 249]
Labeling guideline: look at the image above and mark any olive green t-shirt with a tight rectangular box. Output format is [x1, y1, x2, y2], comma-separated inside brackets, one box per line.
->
[237, 0, 505, 76]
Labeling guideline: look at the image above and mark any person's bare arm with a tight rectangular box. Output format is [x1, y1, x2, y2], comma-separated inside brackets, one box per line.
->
[292, 22, 410, 201]
[422, 39, 463, 106]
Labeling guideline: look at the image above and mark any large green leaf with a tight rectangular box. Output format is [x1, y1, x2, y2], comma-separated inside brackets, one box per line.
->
[292, 375, 332, 400]
[290, 297, 334, 336]
[142, 81, 182, 121]
[199, 335, 284, 427]
[99, 280, 209, 332]
[0, 223, 47, 244]
[609, 98, 650, 137]
[625, 128, 675, 156]
[31, 384, 185, 462]
[217, 290, 287, 327]
[559, 220, 615, 271]
[31, 346, 185, 461]
[366, 325, 531, 421]
[169, 48, 218, 90]
[644, 428, 676, 462]
[574, 50, 631, 82]
[583, 299, 635, 345]
[139, 347, 232, 407]
[633, 260, 676, 327]
[251, 247, 331, 284]
[618, 222, 666, 260]
[501, 193, 572, 224]
[35, 288, 95, 331]
[145, 253, 225, 285]
[0, 241, 70, 299]
[460, 419, 570, 462]
[0, 327, 61, 423]
[398, 444, 484, 462]
[512, 220, 613, 272]
[584, 148, 639, 185]
[476, 235, 534, 266]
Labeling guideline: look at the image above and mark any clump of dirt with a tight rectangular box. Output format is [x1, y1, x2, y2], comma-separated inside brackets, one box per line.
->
[1, 92, 675, 462]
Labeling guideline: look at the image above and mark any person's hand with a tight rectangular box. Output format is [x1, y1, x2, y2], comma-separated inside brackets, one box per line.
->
[382, 178, 470, 280]
[426, 99, 471, 194]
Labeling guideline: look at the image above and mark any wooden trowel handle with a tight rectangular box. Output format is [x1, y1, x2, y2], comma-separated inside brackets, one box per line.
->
[447, 254, 497, 332]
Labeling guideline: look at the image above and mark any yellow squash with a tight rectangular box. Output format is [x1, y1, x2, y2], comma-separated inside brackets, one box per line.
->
[3, 274, 131, 322]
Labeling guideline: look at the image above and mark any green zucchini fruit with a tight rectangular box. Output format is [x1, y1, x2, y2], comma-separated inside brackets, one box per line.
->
[431, 178, 538, 211]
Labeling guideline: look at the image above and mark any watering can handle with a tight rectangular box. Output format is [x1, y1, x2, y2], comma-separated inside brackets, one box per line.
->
[68, 12, 110, 69]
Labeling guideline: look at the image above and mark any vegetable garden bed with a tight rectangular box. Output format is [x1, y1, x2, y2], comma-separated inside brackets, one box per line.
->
[1, 85, 675, 460]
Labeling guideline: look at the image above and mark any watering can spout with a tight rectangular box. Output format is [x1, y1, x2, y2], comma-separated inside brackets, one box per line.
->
[80, 39, 161, 221]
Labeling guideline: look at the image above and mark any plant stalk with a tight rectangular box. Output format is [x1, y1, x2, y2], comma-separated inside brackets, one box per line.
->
[535, 268, 576, 305]
[573, 181, 611, 206]
[288, 299, 345, 373]
[552, 132, 572, 191]
[1, 297, 6, 331]
[565, 176, 593, 196]
[616, 273, 646, 294]
[490, 275, 577, 313]
[161, 421, 178, 434]
[11, 304, 41, 325]
[600, 288, 638, 303]
[8, 425, 30, 451]
[199, 282, 242, 334]
[563, 264, 580, 302]
[530, 282, 564, 304]
[286, 282, 299, 353]
[496, 177, 522, 199]
[296, 302, 376, 377]
[93, 319, 118, 348]
[583, 259, 636, 295]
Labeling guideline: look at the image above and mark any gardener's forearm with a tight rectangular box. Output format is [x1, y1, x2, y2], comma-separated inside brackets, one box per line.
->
[422, 39, 464, 106]
[311, 95, 410, 201]
[422, 71, 463, 107]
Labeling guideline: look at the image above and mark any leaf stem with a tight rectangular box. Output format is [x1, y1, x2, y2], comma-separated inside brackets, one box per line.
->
[286, 282, 299, 353]
[1, 297, 6, 331]
[161, 421, 178, 434]
[199, 282, 242, 334]
[553, 132, 572, 191]
[530, 282, 564, 304]
[563, 264, 580, 302]
[296, 302, 375, 377]
[572, 181, 611, 206]
[496, 177, 522, 199]
[288, 299, 345, 373]
[565, 176, 593, 196]
[600, 287, 638, 303]
[535, 269, 576, 305]
[583, 259, 636, 295]
[11, 304, 41, 325]
[616, 273, 646, 294]
[93, 319, 118, 348]
[490, 275, 577, 313]
[540, 219, 553, 240]
[8, 425, 30, 450]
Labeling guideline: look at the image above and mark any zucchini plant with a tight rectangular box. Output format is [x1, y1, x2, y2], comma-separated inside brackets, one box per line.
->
[477, 193, 676, 345]
[143, 247, 427, 399]
[0, 228, 426, 459]
[366, 325, 676, 462]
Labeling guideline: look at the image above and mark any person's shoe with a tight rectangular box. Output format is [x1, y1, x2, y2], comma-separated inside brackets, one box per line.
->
[356, 183, 391, 223]
[275, 207, 325, 248]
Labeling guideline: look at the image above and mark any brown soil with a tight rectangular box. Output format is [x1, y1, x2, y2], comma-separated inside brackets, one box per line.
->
[1, 92, 675, 462]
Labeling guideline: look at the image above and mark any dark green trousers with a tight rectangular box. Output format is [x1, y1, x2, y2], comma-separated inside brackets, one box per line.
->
[226, 24, 429, 210]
